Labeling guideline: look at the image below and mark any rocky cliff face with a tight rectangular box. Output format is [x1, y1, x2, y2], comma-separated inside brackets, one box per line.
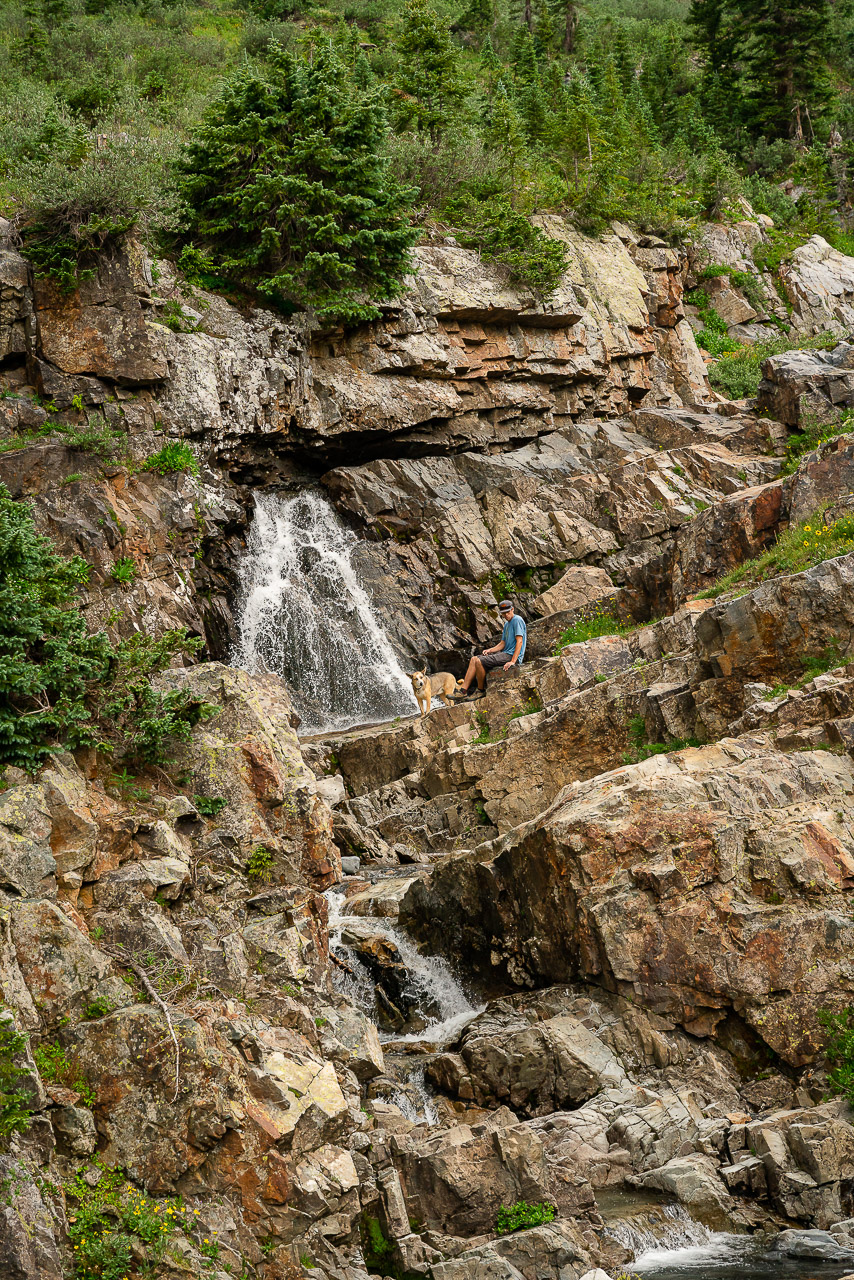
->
[6, 215, 854, 1280]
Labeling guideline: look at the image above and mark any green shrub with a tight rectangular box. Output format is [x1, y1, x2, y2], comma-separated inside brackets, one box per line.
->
[361, 1215, 394, 1268]
[110, 556, 137, 585]
[65, 1165, 184, 1280]
[143, 442, 200, 476]
[0, 486, 215, 770]
[445, 191, 567, 295]
[246, 844, 275, 878]
[11, 126, 181, 293]
[0, 1018, 34, 1142]
[781, 412, 854, 475]
[33, 1040, 95, 1106]
[495, 1201, 556, 1234]
[820, 1006, 854, 1106]
[193, 794, 227, 817]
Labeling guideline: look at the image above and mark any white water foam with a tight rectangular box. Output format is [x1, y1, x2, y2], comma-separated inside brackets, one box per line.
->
[607, 1204, 711, 1258]
[326, 888, 481, 1042]
[233, 490, 416, 731]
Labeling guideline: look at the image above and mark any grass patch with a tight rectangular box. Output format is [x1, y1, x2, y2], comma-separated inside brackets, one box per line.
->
[245, 844, 274, 878]
[33, 1041, 96, 1108]
[554, 608, 631, 654]
[695, 513, 854, 600]
[707, 332, 839, 401]
[622, 715, 701, 764]
[506, 696, 542, 722]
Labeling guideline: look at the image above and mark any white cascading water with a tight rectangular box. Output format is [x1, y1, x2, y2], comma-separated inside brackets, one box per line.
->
[325, 888, 480, 1045]
[232, 491, 416, 732]
[606, 1204, 711, 1257]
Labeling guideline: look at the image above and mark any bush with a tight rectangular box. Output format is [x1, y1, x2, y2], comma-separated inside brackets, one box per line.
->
[0, 486, 213, 770]
[0, 1019, 34, 1143]
[820, 1006, 854, 1106]
[245, 844, 275, 878]
[180, 44, 417, 322]
[495, 1201, 556, 1234]
[444, 191, 567, 295]
[110, 556, 137, 585]
[622, 714, 701, 763]
[143, 442, 200, 476]
[10, 122, 182, 293]
[781, 412, 854, 475]
[193, 794, 227, 817]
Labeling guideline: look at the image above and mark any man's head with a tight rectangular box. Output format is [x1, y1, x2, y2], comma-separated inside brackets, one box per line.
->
[498, 599, 514, 620]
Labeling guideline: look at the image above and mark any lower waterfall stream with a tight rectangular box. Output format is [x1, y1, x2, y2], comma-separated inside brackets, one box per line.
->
[233, 490, 416, 731]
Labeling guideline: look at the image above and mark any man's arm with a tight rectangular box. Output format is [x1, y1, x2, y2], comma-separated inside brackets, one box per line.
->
[482, 640, 504, 654]
[503, 635, 523, 670]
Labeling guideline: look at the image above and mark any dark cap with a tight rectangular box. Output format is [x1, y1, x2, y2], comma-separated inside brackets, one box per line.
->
[498, 599, 513, 612]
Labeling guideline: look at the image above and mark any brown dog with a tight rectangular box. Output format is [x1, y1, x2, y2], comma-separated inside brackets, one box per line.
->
[410, 669, 458, 717]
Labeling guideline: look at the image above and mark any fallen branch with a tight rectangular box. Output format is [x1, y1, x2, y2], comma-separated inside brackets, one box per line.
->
[105, 948, 181, 1103]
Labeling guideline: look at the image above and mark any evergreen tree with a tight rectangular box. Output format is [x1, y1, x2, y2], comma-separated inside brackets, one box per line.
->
[690, 0, 836, 140]
[181, 44, 416, 323]
[738, 0, 835, 139]
[393, 0, 467, 142]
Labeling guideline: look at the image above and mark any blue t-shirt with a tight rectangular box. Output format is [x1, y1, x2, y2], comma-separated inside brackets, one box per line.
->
[502, 614, 527, 663]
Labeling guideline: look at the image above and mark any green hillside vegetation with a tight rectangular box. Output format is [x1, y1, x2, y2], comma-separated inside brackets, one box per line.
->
[2, 0, 854, 319]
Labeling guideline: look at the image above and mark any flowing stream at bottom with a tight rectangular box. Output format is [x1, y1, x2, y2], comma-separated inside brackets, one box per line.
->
[326, 885, 482, 1122]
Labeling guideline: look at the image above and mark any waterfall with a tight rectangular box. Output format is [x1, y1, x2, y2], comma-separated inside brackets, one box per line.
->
[325, 887, 481, 1043]
[606, 1204, 711, 1257]
[233, 490, 416, 732]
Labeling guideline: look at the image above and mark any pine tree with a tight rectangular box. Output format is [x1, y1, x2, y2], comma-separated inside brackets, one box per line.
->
[393, 0, 467, 142]
[181, 44, 417, 323]
[690, 0, 836, 140]
[738, 0, 835, 140]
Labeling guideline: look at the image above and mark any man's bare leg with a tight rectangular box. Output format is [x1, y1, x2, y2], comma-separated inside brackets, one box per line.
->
[460, 655, 486, 693]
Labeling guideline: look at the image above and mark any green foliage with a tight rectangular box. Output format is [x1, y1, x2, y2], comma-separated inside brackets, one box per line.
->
[83, 997, 112, 1020]
[361, 1215, 394, 1268]
[622, 714, 702, 764]
[707, 333, 839, 401]
[554, 606, 630, 653]
[781, 412, 854, 475]
[495, 1200, 556, 1233]
[393, 0, 466, 140]
[506, 695, 542, 721]
[110, 556, 137, 586]
[7, 112, 182, 292]
[445, 191, 567, 294]
[143, 442, 200, 476]
[0, 1018, 34, 1142]
[180, 44, 417, 323]
[0, 486, 215, 770]
[695, 513, 854, 600]
[65, 1165, 189, 1280]
[193, 794, 228, 817]
[89, 629, 216, 765]
[33, 1040, 95, 1106]
[820, 1006, 854, 1107]
[0, 484, 111, 771]
[246, 844, 275, 878]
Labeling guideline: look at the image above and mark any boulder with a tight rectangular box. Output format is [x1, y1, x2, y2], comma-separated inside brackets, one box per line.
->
[530, 566, 619, 619]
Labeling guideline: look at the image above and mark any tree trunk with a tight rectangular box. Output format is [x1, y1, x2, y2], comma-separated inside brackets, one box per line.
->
[563, 2, 578, 54]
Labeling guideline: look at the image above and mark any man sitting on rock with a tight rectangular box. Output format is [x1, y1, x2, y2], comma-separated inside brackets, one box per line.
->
[454, 600, 527, 701]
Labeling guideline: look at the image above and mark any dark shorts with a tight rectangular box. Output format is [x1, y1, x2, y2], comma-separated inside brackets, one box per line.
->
[480, 652, 519, 672]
